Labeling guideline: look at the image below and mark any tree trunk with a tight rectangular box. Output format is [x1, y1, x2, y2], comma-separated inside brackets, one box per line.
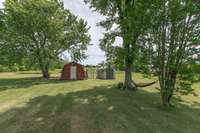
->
[160, 81, 175, 108]
[122, 63, 137, 91]
[161, 90, 170, 108]
[42, 67, 50, 79]
[39, 61, 50, 79]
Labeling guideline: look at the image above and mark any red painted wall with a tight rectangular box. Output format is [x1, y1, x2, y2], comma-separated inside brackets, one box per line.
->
[60, 62, 86, 80]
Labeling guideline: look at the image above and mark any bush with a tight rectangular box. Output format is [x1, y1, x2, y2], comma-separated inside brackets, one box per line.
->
[18, 65, 27, 71]
[0, 65, 11, 72]
[9, 65, 19, 72]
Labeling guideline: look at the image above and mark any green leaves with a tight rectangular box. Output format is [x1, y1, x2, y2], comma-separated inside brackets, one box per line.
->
[143, 0, 200, 105]
[86, 0, 156, 67]
[86, 0, 200, 105]
[0, 0, 90, 74]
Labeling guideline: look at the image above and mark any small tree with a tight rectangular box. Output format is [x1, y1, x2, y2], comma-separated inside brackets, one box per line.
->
[99, 34, 116, 69]
[1, 0, 90, 78]
[145, 0, 200, 107]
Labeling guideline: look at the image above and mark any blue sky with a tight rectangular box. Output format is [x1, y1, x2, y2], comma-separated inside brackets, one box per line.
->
[0, 0, 112, 65]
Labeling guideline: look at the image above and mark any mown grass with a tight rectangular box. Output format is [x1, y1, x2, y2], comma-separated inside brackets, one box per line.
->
[0, 71, 199, 133]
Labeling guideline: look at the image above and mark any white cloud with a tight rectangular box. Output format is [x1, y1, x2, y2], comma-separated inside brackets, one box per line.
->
[64, 0, 106, 65]
[0, 0, 4, 8]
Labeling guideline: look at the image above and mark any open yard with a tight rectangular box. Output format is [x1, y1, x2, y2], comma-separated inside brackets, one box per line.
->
[0, 71, 200, 133]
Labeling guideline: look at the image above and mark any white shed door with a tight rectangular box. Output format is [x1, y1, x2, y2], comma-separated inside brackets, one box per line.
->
[70, 66, 77, 80]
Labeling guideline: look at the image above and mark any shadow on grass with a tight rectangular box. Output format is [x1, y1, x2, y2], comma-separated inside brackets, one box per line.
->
[17, 71, 61, 75]
[17, 72, 42, 75]
[0, 77, 77, 92]
[0, 85, 200, 133]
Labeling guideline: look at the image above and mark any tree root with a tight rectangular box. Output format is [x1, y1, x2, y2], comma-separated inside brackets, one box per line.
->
[119, 81, 138, 91]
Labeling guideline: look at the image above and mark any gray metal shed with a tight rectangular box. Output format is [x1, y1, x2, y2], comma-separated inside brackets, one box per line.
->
[96, 68, 115, 80]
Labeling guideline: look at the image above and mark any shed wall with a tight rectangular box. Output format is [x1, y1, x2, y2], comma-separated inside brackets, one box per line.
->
[60, 63, 86, 80]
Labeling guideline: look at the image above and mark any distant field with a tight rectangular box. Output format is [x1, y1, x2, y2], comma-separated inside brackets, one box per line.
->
[0, 71, 199, 133]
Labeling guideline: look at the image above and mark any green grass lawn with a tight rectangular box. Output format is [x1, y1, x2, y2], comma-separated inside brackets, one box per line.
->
[0, 71, 200, 133]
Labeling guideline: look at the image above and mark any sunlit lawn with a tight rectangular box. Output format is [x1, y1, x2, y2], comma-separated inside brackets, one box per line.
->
[0, 71, 199, 133]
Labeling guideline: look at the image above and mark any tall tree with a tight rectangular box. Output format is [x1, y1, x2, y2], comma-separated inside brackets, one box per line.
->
[85, 0, 156, 90]
[1, 0, 90, 78]
[99, 34, 116, 69]
[145, 0, 200, 107]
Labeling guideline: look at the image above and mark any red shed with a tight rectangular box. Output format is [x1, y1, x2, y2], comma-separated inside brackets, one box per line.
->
[60, 62, 87, 80]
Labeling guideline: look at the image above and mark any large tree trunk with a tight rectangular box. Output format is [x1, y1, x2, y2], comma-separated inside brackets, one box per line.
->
[41, 66, 50, 79]
[39, 60, 50, 79]
[122, 63, 137, 91]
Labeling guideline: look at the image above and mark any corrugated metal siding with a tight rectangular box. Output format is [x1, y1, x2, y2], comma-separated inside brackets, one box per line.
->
[96, 68, 115, 79]
[60, 62, 86, 80]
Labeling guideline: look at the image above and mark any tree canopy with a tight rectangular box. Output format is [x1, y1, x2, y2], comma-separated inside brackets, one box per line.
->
[144, 0, 200, 106]
[85, 0, 157, 90]
[0, 0, 91, 78]
[85, 0, 200, 107]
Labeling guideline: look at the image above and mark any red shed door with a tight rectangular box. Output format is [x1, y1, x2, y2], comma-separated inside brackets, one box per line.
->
[70, 65, 77, 80]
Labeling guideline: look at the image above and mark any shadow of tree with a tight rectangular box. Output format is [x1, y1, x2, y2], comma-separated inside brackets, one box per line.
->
[0, 85, 200, 133]
[0, 77, 77, 92]
[17, 72, 43, 75]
